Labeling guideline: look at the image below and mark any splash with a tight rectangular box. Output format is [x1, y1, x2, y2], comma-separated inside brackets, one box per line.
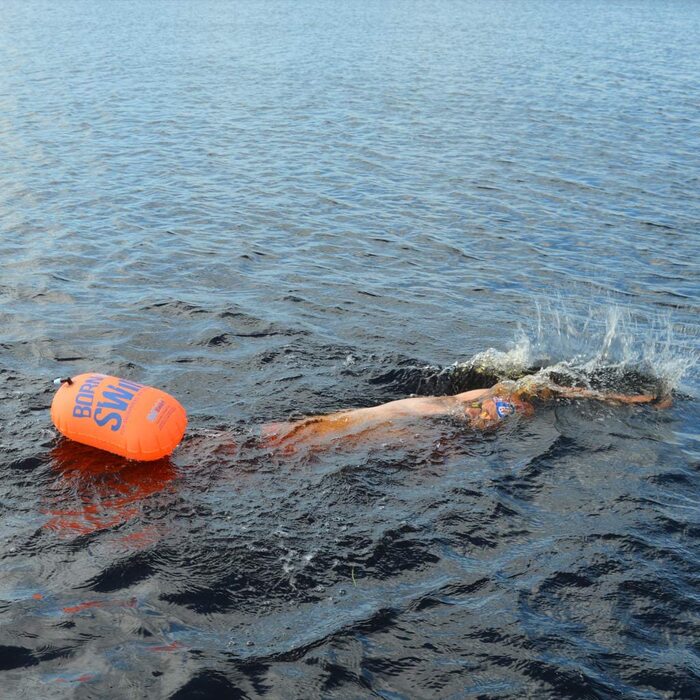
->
[444, 304, 696, 396]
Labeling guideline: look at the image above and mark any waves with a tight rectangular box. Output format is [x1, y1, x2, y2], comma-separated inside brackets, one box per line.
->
[1, 295, 698, 697]
[1, 0, 698, 693]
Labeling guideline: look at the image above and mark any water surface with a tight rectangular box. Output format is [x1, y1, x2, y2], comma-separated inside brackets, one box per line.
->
[1, 1, 699, 698]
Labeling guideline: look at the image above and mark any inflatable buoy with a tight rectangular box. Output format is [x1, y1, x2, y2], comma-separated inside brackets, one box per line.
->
[51, 373, 187, 461]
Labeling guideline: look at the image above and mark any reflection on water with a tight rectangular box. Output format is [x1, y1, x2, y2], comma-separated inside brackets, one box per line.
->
[43, 441, 178, 538]
[1, 0, 699, 697]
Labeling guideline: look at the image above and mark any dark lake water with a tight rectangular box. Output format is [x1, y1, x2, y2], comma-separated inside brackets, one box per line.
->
[1, 0, 699, 697]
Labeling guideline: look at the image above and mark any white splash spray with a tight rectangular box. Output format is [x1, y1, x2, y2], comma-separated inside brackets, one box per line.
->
[451, 302, 697, 394]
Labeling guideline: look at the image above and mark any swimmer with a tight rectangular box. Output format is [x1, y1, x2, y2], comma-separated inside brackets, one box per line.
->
[262, 378, 668, 453]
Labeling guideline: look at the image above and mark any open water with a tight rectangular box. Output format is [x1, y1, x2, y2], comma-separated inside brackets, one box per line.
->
[1, 1, 700, 698]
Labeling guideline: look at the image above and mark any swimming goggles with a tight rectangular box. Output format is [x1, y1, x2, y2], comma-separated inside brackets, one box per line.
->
[494, 398, 516, 419]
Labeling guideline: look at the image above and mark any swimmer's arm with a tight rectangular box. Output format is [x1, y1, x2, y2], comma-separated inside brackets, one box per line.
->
[452, 388, 492, 403]
[549, 385, 669, 406]
[317, 389, 492, 423]
[357, 391, 487, 420]
[266, 392, 479, 446]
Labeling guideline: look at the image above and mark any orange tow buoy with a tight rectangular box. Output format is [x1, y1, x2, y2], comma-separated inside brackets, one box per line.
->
[51, 373, 187, 461]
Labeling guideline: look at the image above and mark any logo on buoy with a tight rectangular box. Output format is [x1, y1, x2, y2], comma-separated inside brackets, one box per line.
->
[72, 375, 144, 432]
[147, 399, 165, 422]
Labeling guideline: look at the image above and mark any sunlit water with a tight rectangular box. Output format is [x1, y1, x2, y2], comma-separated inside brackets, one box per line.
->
[1, 1, 699, 698]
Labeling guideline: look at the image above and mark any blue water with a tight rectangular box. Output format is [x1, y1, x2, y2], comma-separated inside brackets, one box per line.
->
[1, 1, 699, 698]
